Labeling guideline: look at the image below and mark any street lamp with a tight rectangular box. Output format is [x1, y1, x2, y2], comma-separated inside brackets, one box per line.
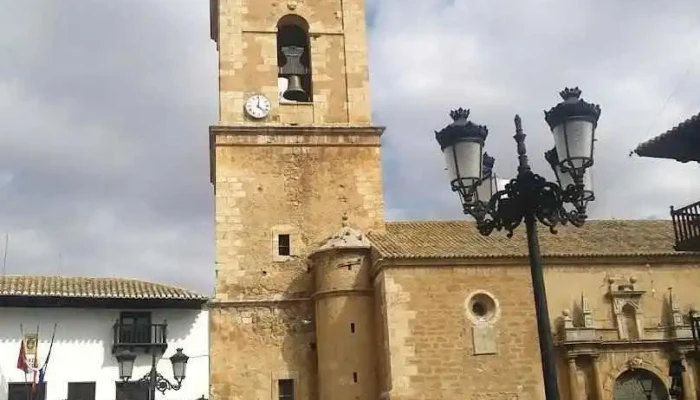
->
[639, 377, 654, 400]
[435, 87, 602, 400]
[669, 359, 686, 399]
[691, 308, 700, 351]
[116, 347, 190, 399]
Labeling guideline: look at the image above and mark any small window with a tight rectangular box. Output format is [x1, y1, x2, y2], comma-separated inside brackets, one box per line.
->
[68, 382, 96, 400]
[350, 323, 355, 333]
[278, 379, 295, 400]
[353, 372, 358, 383]
[9, 383, 46, 400]
[278, 234, 291, 256]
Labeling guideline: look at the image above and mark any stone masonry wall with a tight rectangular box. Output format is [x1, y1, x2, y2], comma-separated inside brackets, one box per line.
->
[209, 302, 317, 400]
[377, 257, 700, 400]
[212, 129, 384, 301]
[379, 265, 544, 400]
[215, 0, 372, 125]
[210, 127, 384, 400]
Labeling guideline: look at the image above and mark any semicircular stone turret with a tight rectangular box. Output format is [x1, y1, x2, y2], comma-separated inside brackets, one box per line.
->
[309, 220, 377, 400]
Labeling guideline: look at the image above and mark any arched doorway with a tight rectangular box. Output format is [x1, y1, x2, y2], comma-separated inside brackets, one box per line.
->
[614, 368, 669, 400]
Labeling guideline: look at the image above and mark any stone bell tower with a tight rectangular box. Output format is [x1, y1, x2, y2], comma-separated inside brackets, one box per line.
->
[207, 0, 385, 398]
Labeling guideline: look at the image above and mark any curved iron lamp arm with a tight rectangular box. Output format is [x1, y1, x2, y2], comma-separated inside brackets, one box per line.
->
[132, 370, 183, 394]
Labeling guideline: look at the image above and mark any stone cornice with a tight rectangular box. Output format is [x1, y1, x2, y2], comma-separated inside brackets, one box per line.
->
[371, 253, 700, 277]
[208, 297, 311, 308]
[210, 124, 385, 139]
[311, 288, 373, 300]
[558, 337, 695, 355]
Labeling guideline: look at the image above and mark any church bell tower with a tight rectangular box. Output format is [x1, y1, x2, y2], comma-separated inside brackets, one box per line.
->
[207, 0, 385, 398]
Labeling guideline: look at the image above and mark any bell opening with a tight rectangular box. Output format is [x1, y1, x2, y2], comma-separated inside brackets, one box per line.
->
[276, 16, 313, 102]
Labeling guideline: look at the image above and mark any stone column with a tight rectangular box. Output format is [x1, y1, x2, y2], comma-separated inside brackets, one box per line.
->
[680, 353, 697, 400]
[591, 354, 605, 400]
[568, 356, 580, 400]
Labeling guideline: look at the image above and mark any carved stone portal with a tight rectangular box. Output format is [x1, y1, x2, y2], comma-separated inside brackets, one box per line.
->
[607, 276, 646, 340]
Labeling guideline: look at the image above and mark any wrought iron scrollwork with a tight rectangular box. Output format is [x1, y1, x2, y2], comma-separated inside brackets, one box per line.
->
[134, 370, 183, 394]
[466, 165, 588, 237]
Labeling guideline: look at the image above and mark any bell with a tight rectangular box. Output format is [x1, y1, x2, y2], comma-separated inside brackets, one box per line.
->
[283, 75, 307, 102]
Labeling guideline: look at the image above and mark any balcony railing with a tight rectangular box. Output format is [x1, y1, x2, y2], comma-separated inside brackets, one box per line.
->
[112, 321, 168, 353]
[671, 200, 700, 251]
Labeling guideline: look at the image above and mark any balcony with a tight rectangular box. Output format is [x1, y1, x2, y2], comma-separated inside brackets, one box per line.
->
[671, 200, 700, 251]
[112, 321, 168, 354]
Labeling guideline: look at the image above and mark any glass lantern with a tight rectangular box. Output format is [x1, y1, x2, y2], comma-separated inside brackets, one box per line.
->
[475, 153, 499, 203]
[170, 348, 189, 384]
[115, 349, 136, 381]
[545, 147, 594, 205]
[544, 87, 601, 176]
[435, 108, 489, 203]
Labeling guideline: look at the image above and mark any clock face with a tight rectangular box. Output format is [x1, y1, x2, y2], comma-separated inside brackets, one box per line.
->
[245, 94, 271, 119]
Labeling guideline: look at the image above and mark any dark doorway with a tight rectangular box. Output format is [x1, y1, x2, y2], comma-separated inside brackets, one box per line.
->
[8, 382, 46, 400]
[614, 368, 669, 400]
[68, 382, 96, 400]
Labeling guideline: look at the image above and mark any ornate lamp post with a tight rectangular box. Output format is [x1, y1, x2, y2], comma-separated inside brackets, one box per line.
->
[435, 87, 602, 400]
[116, 347, 189, 400]
[669, 359, 686, 399]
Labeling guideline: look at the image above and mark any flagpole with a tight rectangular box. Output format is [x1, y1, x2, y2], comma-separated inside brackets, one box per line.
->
[2, 233, 9, 276]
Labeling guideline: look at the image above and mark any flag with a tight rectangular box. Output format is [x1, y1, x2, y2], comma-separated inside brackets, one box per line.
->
[16, 339, 28, 372]
[38, 323, 57, 386]
[31, 355, 38, 393]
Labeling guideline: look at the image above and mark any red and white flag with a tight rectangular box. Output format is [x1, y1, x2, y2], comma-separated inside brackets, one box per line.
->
[16, 339, 28, 372]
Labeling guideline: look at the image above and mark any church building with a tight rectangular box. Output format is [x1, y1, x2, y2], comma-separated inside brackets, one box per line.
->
[206, 0, 700, 399]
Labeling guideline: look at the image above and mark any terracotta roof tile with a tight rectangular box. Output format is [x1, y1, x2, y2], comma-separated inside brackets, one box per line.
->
[634, 112, 700, 162]
[0, 276, 207, 300]
[368, 219, 685, 259]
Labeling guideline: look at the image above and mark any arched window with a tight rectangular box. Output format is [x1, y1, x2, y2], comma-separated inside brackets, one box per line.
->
[621, 304, 639, 340]
[276, 15, 312, 103]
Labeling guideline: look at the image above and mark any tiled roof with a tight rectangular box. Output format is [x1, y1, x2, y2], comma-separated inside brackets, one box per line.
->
[634, 112, 700, 163]
[368, 219, 686, 259]
[0, 276, 207, 301]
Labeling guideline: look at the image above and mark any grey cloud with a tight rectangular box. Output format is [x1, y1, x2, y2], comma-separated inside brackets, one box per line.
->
[0, 1, 216, 293]
[369, 0, 700, 222]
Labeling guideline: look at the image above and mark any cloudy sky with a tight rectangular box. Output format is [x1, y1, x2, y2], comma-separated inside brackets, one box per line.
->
[1, 1, 699, 294]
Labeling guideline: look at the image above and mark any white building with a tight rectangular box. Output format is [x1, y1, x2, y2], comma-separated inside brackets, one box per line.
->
[0, 276, 209, 400]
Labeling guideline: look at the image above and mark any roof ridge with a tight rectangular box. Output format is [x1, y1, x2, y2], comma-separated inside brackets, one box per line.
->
[0, 275, 207, 301]
[371, 219, 678, 259]
[384, 219, 672, 225]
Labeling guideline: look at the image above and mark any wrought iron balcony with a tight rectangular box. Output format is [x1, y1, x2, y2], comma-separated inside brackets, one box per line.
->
[112, 321, 168, 354]
[671, 200, 700, 251]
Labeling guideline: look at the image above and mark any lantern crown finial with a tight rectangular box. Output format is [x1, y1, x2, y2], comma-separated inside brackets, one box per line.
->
[483, 152, 495, 170]
[559, 87, 582, 101]
[435, 108, 489, 150]
[449, 108, 470, 121]
[544, 147, 559, 167]
[544, 86, 602, 130]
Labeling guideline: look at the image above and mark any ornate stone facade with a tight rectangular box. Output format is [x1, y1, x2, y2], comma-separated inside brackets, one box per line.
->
[206, 0, 700, 399]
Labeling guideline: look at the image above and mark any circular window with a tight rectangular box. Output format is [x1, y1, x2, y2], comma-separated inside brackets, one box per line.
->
[472, 301, 486, 316]
[465, 291, 499, 324]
